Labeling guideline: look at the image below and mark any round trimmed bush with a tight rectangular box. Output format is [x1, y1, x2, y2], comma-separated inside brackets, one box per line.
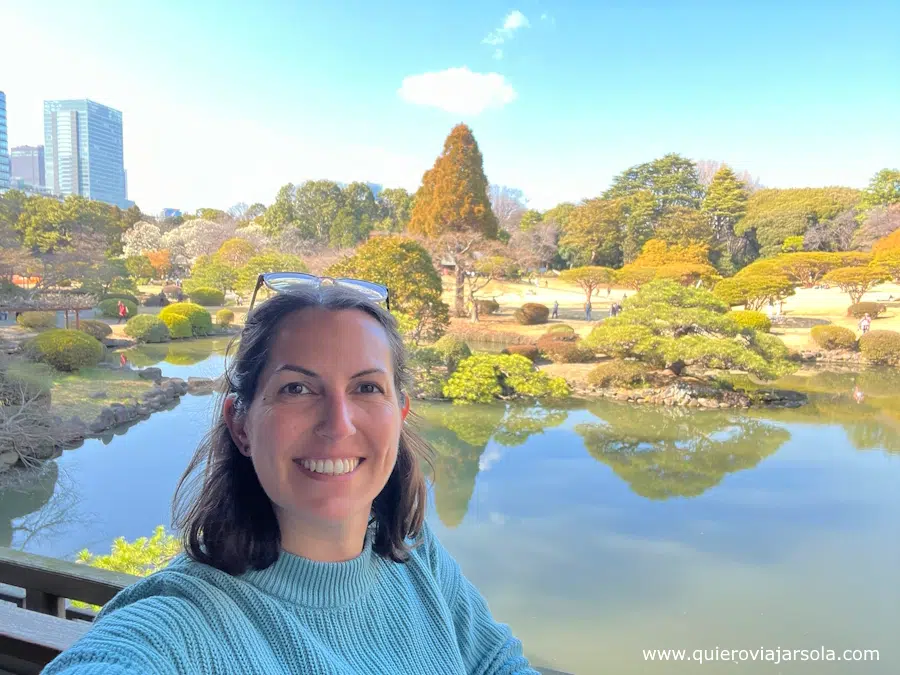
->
[160, 302, 213, 337]
[475, 299, 500, 315]
[727, 310, 771, 333]
[536, 334, 595, 363]
[161, 313, 192, 339]
[810, 325, 857, 351]
[77, 320, 112, 340]
[97, 298, 137, 319]
[124, 315, 171, 343]
[16, 311, 57, 331]
[587, 360, 652, 388]
[501, 344, 540, 362]
[25, 329, 105, 372]
[859, 330, 900, 365]
[513, 303, 549, 325]
[432, 336, 472, 372]
[216, 309, 235, 327]
[847, 302, 887, 319]
[188, 287, 225, 307]
[546, 324, 576, 337]
[162, 284, 181, 296]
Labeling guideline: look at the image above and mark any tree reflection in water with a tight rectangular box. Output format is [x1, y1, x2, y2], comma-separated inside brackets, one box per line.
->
[416, 403, 569, 527]
[576, 404, 792, 500]
[0, 461, 84, 549]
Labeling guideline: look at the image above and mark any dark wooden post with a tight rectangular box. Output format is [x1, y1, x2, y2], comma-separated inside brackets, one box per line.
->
[75, 310, 80, 329]
[64, 310, 69, 329]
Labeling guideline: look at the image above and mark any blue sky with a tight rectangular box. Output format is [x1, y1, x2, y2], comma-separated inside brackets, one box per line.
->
[2, 0, 898, 214]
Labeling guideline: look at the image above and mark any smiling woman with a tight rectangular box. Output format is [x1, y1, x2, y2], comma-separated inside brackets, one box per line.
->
[42, 284, 540, 675]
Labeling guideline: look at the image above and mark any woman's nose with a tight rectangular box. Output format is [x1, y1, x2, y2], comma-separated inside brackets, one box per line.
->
[314, 393, 356, 440]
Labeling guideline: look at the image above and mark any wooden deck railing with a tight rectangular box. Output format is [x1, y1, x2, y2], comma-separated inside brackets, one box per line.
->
[0, 546, 574, 674]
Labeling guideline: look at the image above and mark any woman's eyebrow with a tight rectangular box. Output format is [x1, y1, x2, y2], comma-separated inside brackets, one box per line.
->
[274, 365, 386, 379]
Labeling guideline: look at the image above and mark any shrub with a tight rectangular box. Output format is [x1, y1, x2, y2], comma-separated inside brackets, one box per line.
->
[162, 284, 183, 297]
[513, 303, 549, 325]
[810, 325, 858, 351]
[847, 302, 887, 319]
[25, 329, 105, 372]
[124, 315, 171, 343]
[77, 320, 112, 341]
[475, 299, 500, 315]
[142, 293, 167, 307]
[100, 293, 140, 306]
[432, 335, 472, 372]
[160, 302, 213, 336]
[501, 345, 540, 361]
[859, 330, 900, 365]
[188, 287, 225, 307]
[16, 311, 57, 331]
[536, 334, 595, 363]
[97, 298, 137, 319]
[406, 345, 445, 399]
[442, 353, 571, 404]
[0, 361, 52, 406]
[546, 324, 576, 337]
[161, 313, 192, 339]
[726, 310, 771, 333]
[586, 360, 652, 388]
[216, 309, 235, 327]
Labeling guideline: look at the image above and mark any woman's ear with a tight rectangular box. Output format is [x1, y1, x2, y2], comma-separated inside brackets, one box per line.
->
[223, 394, 250, 455]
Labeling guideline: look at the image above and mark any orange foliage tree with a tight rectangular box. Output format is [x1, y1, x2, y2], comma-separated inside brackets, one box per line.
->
[408, 124, 499, 316]
[146, 249, 172, 279]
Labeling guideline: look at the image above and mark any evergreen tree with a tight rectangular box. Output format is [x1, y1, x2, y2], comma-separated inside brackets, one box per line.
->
[702, 165, 750, 270]
[408, 124, 499, 315]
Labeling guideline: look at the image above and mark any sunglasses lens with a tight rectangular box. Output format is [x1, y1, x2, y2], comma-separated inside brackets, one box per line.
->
[262, 273, 387, 303]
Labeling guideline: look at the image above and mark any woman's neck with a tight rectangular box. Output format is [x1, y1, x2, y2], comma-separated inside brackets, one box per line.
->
[276, 510, 370, 562]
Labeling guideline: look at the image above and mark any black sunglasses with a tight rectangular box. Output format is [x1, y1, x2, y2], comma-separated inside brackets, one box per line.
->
[248, 272, 390, 312]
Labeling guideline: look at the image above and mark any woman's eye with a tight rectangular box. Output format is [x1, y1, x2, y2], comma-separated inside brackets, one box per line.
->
[282, 383, 309, 396]
[357, 383, 383, 394]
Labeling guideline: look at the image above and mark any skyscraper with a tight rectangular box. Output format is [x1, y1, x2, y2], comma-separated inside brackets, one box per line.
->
[11, 145, 45, 188]
[44, 99, 127, 206]
[0, 92, 10, 189]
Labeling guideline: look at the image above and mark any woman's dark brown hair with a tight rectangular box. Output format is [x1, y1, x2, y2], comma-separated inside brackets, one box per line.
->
[172, 285, 433, 575]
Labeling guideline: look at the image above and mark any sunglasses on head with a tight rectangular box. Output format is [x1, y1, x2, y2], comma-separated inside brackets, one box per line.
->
[248, 272, 391, 312]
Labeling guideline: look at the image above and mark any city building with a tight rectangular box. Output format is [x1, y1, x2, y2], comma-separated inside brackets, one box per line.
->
[43, 99, 127, 207]
[11, 145, 45, 188]
[0, 92, 10, 189]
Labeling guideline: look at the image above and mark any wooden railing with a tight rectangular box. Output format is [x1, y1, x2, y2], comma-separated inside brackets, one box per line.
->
[0, 546, 575, 674]
[0, 547, 136, 674]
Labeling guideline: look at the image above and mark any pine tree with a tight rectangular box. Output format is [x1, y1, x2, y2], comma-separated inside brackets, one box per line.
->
[702, 165, 750, 270]
[409, 124, 499, 316]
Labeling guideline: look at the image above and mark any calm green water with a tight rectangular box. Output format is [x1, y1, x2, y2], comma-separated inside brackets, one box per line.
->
[1, 340, 898, 674]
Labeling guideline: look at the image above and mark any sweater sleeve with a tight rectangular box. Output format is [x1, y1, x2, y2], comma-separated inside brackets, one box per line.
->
[421, 523, 541, 675]
[41, 596, 187, 675]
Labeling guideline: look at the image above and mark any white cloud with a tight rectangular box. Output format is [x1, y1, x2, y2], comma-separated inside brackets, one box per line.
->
[482, 10, 530, 53]
[493, 48, 503, 60]
[398, 67, 517, 115]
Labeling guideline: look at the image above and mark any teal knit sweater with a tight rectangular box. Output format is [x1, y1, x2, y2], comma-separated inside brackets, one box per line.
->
[43, 521, 538, 674]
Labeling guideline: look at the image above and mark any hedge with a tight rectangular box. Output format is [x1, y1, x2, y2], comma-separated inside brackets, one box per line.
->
[16, 311, 57, 330]
[159, 302, 213, 336]
[432, 336, 472, 373]
[847, 302, 887, 319]
[859, 330, 900, 365]
[726, 310, 771, 333]
[546, 324, 576, 337]
[513, 303, 549, 325]
[216, 309, 235, 327]
[161, 313, 192, 339]
[124, 315, 171, 343]
[97, 298, 137, 319]
[100, 292, 140, 306]
[536, 334, 595, 363]
[77, 320, 112, 341]
[810, 325, 857, 351]
[475, 299, 500, 315]
[188, 287, 226, 307]
[587, 360, 652, 388]
[25, 329, 105, 372]
[501, 344, 540, 362]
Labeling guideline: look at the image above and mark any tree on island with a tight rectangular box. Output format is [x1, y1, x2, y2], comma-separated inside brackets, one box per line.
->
[585, 279, 795, 380]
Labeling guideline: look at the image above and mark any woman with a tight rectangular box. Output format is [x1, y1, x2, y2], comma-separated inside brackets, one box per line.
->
[44, 280, 538, 674]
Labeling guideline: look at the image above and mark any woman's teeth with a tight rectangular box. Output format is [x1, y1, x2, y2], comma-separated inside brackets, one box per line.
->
[299, 458, 360, 476]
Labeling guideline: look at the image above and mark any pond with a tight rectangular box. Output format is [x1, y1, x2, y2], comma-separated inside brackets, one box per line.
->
[2, 340, 898, 674]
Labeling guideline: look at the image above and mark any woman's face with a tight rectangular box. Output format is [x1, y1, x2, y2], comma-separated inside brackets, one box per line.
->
[232, 307, 407, 531]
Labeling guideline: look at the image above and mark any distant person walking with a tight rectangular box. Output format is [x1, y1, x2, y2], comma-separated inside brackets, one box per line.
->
[551, 300, 559, 319]
[116, 300, 127, 324]
[584, 300, 592, 321]
[858, 313, 871, 335]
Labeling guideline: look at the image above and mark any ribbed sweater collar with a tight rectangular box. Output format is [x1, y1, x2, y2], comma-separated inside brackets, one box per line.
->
[240, 528, 381, 608]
